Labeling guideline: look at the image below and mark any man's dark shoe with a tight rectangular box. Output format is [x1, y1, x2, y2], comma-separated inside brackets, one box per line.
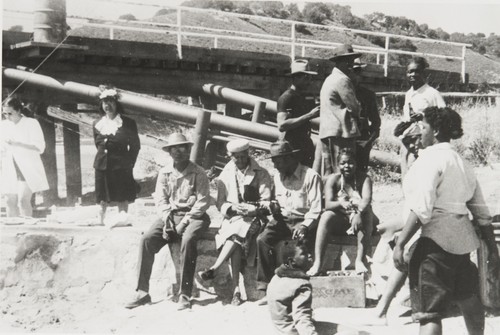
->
[231, 292, 243, 306]
[177, 294, 191, 311]
[125, 294, 151, 309]
[198, 269, 215, 281]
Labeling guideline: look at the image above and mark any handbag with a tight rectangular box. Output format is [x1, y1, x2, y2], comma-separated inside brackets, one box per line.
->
[476, 217, 500, 308]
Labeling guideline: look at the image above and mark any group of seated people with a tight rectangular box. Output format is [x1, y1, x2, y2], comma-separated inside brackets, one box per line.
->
[125, 131, 377, 331]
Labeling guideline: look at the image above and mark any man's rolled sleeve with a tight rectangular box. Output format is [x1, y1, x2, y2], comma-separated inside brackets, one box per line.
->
[154, 170, 171, 221]
[302, 173, 322, 228]
[186, 170, 211, 219]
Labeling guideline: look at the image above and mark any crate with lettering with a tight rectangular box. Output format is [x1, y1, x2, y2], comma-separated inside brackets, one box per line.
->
[310, 270, 365, 308]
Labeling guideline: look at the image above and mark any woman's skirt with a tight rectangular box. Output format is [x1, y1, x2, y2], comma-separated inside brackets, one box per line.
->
[215, 215, 262, 265]
[95, 168, 137, 203]
[215, 215, 255, 249]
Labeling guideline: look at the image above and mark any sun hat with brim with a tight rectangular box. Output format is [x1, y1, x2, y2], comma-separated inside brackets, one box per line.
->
[99, 89, 119, 100]
[227, 139, 250, 153]
[352, 58, 367, 69]
[329, 44, 362, 62]
[288, 59, 318, 76]
[162, 133, 193, 151]
[269, 141, 301, 158]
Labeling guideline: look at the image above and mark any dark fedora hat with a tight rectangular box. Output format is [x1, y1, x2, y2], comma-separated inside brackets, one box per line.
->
[269, 140, 300, 158]
[161, 133, 193, 151]
[329, 44, 362, 62]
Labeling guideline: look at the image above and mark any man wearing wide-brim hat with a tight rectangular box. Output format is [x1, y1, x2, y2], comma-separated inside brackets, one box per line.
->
[126, 132, 211, 311]
[255, 140, 322, 303]
[319, 44, 362, 176]
[351, 58, 381, 172]
[277, 59, 320, 168]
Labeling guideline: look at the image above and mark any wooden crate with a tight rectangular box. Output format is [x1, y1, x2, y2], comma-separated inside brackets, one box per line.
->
[311, 271, 365, 308]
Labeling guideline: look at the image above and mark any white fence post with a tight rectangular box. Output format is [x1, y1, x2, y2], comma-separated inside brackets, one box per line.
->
[384, 36, 390, 77]
[177, 8, 183, 59]
[110, 27, 114, 40]
[214, 37, 218, 48]
[376, 53, 380, 64]
[302, 46, 306, 57]
[461, 45, 466, 83]
[291, 23, 296, 61]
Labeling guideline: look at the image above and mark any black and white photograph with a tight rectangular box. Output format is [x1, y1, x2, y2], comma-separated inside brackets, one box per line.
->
[1, 0, 500, 334]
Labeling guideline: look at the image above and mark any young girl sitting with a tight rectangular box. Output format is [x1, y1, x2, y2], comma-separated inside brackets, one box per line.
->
[308, 147, 375, 275]
[267, 242, 318, 335]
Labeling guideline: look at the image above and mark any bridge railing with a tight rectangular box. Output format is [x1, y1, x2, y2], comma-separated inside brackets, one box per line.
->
[5, 5, 472, 82]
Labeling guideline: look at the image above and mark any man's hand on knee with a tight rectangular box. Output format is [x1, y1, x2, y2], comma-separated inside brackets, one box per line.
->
[176, 217, 190, 235]
[292, 225, 308, 240]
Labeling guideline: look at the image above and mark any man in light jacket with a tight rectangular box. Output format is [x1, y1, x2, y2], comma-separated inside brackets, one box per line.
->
[319, 44, 362, 176]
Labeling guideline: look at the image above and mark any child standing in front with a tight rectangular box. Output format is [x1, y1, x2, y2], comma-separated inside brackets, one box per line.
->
[267, 242, 318, 335]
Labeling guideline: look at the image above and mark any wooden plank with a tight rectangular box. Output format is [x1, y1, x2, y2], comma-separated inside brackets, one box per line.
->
[60, 105, 82, 205]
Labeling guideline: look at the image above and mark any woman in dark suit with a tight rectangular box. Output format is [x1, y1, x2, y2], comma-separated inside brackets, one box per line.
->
[93, 88, 140, 225]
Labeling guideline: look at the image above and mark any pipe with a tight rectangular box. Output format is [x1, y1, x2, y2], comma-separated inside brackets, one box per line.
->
[202, 83, 320, 128]
[202, 84, 277, 113]
[2, 67, 280, 142]
[3, 67, 400, 169]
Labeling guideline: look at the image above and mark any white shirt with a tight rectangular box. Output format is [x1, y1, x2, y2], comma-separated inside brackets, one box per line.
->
[403, 84, 446, 120]
[273, 164, 323, 228]
[0, 116, 48, 193]
[403, 142, 491, 254]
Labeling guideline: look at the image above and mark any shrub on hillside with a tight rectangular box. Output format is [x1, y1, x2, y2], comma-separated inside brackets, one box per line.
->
[118, 14, 137, 21]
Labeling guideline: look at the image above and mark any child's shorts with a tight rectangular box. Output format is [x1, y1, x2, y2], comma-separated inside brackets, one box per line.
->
[409, 237, 479, 322]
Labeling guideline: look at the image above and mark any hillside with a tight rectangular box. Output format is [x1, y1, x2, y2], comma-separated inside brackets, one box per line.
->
[68, 9, 500, 84]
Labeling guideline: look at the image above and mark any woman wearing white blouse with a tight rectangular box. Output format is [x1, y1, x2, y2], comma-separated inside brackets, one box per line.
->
[394, 106, 500, 335]
[1, 97, 49, 217]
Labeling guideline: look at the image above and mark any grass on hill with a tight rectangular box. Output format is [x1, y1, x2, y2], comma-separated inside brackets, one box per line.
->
[68, 10, 500, 84]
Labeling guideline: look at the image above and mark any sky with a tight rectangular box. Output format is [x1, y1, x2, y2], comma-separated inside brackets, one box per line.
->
[2, 0, 500, 36]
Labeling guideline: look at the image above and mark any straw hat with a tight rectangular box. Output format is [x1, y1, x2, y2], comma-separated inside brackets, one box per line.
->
[352, 58, 367, 70]
[288, 59, 318, 76]
[269, 141, 300, 158]
[329, 44, 362, 62]
[161, 133, 193, 151]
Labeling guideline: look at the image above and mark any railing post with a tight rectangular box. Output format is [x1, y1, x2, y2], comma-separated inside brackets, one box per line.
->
[384, 36, 390, 77]
[190, 110, 212, 165]
[252, 101, 266, 123]
[214, 37, 218, 49]
[37, 104, 59, 206]
[302, 46, 306, 57]
[376, 53, 380, 65]
[110, 27, 114, 40]
[177, 8, 183, 59]
[290, 23, 296, 61]
[61, 104, 82, 205]
[461, 45, 466, 83]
